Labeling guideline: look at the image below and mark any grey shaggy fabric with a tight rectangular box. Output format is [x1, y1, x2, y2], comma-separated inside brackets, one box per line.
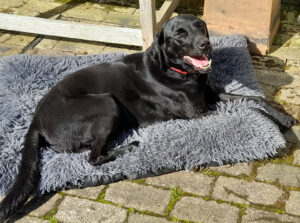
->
[0, 35, 286, 195]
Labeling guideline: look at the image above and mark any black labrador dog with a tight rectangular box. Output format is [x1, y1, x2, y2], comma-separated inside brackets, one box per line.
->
[0, 14, 296, 222]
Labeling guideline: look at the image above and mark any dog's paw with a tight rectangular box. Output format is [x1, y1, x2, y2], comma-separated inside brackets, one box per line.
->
[278, 115, 298, 130]
[88, 155, 106, 166]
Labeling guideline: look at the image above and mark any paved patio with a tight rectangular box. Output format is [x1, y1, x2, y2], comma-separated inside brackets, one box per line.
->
[0, 0, 300, 222]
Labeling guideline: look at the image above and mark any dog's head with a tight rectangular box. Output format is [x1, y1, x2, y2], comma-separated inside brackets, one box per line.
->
[150, 14, 212, 75]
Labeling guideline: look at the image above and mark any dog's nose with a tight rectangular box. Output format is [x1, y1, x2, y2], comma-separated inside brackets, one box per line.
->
[198, 40, 211, 50]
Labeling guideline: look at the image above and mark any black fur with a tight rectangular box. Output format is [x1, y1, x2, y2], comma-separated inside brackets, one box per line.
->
[0, 14, 296, 222]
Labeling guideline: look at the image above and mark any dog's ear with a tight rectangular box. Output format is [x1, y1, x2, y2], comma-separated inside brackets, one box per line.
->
[148, 29, 165, 70]
[154, 29, 164, 46]
[203, 21, 210, 39]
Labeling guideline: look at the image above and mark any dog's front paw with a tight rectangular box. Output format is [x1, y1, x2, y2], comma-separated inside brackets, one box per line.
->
[278, 114, 298, 131]
[88, 155, 106, 165]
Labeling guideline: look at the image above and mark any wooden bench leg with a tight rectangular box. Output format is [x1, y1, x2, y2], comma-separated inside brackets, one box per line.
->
[139, 0, 156, 50]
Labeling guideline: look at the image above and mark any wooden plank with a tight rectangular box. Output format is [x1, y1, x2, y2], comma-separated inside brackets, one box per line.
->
[139, 0, 156, 49]
[157, 0, 180, 30]
[0, 13, 143, 46]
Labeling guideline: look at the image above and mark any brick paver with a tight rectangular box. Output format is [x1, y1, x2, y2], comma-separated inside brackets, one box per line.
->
[127, 213, 172, 223]
[286, 191, 300, 216]
[0, 0, 299, 223]
[256, 163, 300, 187]
[170, 196, 240, 223]
[105, 181, 171, 214]
[213, 176, 285, 205]
[209, 162, 253, 176]
[15, 216, 48, 223]
[242, 208, 300, 223]
[63, 185, 105, 200]
[28, 194, 63, 217]
[146, 171, 214, 196]
[293, 149, 300, 165]
[54, 196, 127, 223]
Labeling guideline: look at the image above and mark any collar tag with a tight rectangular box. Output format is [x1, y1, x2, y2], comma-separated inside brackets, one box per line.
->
[170, 67, 188, 75]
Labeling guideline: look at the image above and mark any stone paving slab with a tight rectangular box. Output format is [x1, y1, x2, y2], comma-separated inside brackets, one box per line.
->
[128, 213, 173, 223]
[63, 185, 105, 200]
[286, 59, 300, 72]
[0, 44, 24, 57]
[28, 194, 63, 217]
[290, 34, 300, 48]
[252, 55, 285, 71]
[269, 46, 300, 60]
[209, 163, 253, 177]
[3, 34, 36, 47]
[0, 34, 11, 43]
[0, 1, 299, 223]
[281, 5, 300, 25]
[242, 208, 300, 223]
[286, 191, 300, 216]
[105, 181, 171, 214]
[280, 24, 300, 36]
[35, 38, 60, 50]
[213, 176, 284, 205]
[61, 3, 107, 22]
[54, 196, 127, 223]
[104, 11, 140, 27]
[293, 149, 300, 165]
[170, 196, 240, 223]
[254, 69, 294, 87]
[100, 45, 140, 54]
[15, 216, 48, 223]
[0, 0, 28, 11]
[52, 39, 106, 54]
[273, 33, 292, 47]
[260, 84, 277, 101]
[256, 163, 300, 187]
[19, 0, 64, 15]
[146, 171, 214, 196]
[278, 87, 300, 105]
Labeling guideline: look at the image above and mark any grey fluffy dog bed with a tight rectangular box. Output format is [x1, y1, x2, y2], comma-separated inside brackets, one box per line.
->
[0, 35, 286, 195]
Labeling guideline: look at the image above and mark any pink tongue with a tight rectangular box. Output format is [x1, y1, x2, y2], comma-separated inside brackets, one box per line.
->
[191, 56, 209, 67]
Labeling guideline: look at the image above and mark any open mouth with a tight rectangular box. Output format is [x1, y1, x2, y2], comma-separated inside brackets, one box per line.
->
[184, 55, 212, 71]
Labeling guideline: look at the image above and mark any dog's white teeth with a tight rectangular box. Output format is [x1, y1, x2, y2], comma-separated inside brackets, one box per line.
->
[184, 56, 192, 62]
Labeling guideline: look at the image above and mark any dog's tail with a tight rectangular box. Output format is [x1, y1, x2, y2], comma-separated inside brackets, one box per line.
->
[0, 125, 42, 222]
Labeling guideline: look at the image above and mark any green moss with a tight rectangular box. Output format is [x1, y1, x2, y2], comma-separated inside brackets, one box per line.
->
[42, 208, 58, 220]
[202, 196, 212, 201]
[96, 185, 109, 201]
[41, 194, 65, 221]
[271, 154, 294, 165]
[130, 178, 146, 185]
[165, 187, 183, 216]
[58, 191, 66, 196]
[49, 218, 59, 223]
[237, 207, 247, 223]
[201, 169, 221, 177]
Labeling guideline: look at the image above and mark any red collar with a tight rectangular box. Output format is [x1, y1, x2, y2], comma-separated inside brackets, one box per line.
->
[170, 66, 188, 75]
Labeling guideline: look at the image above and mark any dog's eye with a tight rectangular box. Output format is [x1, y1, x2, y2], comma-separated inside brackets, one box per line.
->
[174, 28, 187, 37]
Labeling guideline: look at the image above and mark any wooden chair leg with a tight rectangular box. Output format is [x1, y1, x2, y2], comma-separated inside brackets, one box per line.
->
[139, 0, 156, 50]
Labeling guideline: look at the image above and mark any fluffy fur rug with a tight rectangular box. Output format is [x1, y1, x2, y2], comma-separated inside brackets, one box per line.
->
[0, 35, 286, 195]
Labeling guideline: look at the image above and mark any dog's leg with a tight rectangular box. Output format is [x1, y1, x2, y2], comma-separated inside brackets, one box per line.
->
[81, 94, 122, 165]
[92, 141, 140, 165]
[218, 93, 298, 130]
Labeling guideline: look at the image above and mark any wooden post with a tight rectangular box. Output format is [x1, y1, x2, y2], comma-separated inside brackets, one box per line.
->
[157, 0, 180, 30]
[204, 0, 281, 55]
[139, 0, 156, 50]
